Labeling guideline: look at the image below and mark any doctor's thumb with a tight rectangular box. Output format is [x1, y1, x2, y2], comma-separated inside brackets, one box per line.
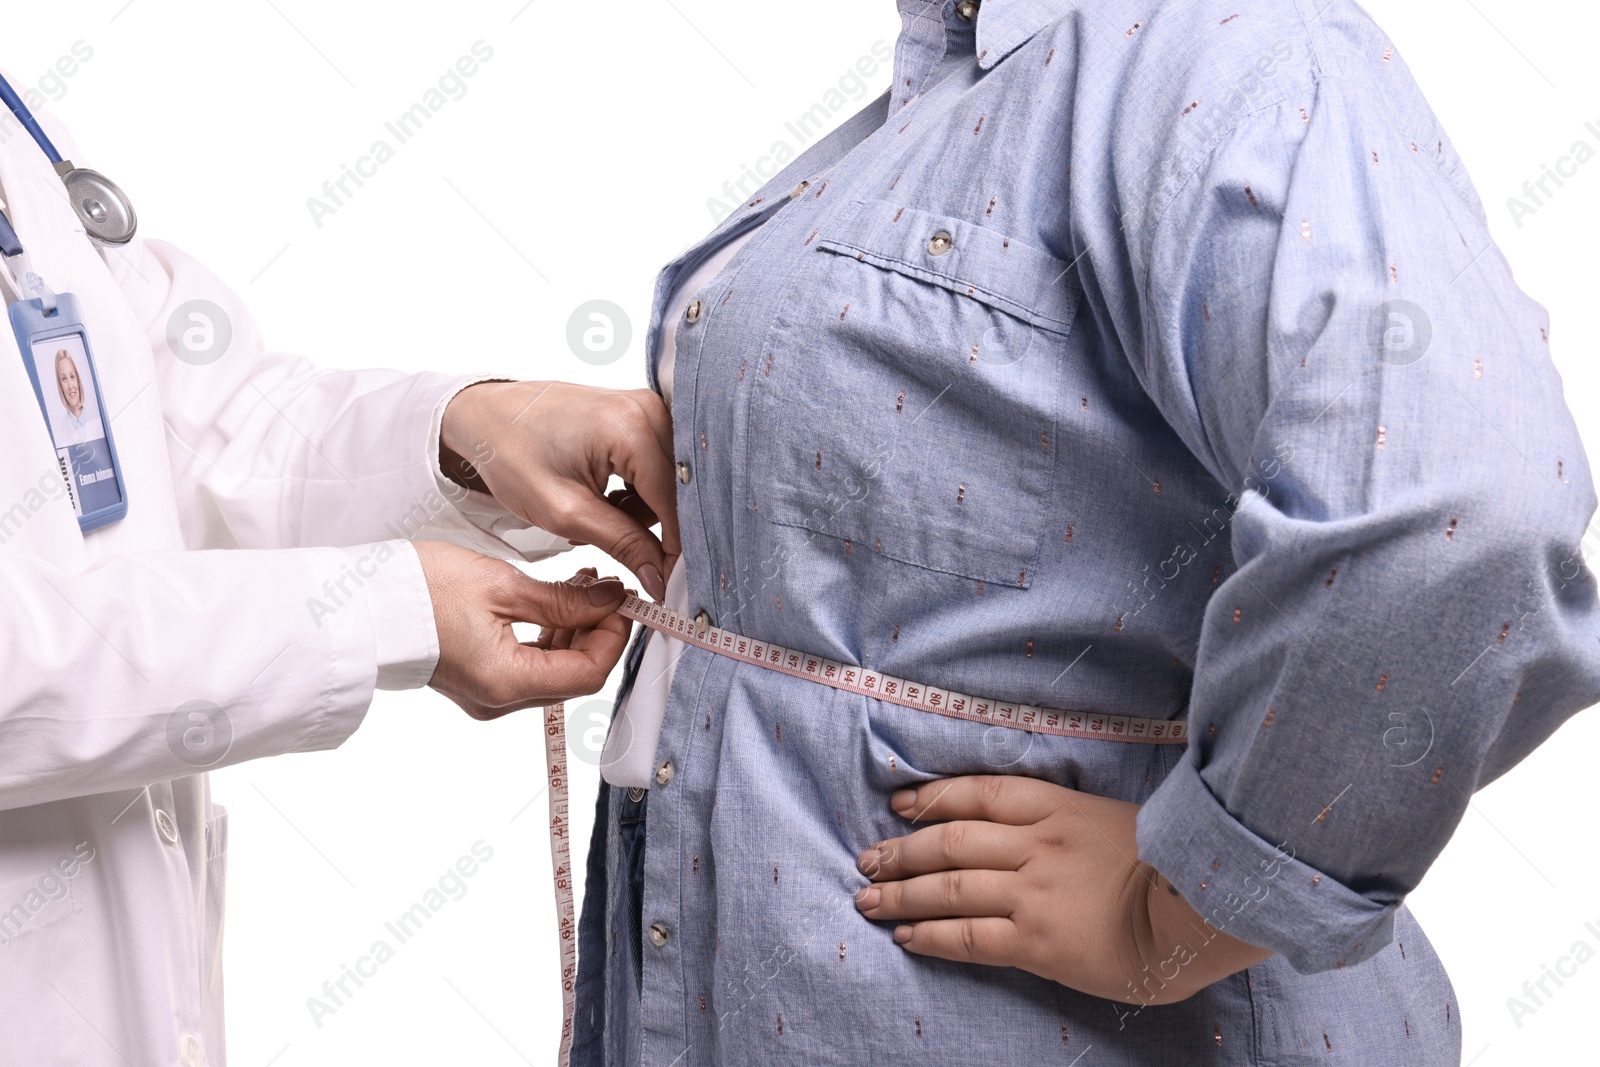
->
[554, 494, 672, 603]
[507, 571, 629, 629]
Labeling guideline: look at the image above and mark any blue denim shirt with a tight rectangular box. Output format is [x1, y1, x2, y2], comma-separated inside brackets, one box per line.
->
[573, 1, 1600, 1063]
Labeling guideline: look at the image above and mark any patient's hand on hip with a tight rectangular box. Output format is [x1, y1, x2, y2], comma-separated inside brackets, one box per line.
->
[854, 775, 1271, 1004]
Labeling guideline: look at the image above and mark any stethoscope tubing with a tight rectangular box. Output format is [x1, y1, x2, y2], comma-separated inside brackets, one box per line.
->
[0, 73, 65, 165]
[0, 71, 136, 245]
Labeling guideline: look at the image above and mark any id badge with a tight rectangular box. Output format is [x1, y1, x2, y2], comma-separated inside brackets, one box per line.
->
[11, 292, 128, 531]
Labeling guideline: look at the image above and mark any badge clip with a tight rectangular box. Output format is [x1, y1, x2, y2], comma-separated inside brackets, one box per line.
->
[25, 271, 58, 316]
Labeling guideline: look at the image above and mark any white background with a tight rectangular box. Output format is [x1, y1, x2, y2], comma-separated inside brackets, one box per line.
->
[6, 1, 1598, 1064]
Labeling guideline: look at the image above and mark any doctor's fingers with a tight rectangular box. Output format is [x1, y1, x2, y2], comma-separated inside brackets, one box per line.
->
[539, 389, 677, 580]
[605, 485, 662, 532]
[534, 627, 574, 653]
[598, 389, 681, 576]
[493, 567, 629, 632]
[544, 483, 673, 603]
[451, 608, 631, 718]
[625, 387, 675, 456]
[615, 393, 681, 564]
[478, 629, 631, 715]
[533, 569, 596, 651]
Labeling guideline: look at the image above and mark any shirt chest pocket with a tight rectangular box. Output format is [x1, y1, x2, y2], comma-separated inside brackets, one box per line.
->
[745, 199, 1080, 588]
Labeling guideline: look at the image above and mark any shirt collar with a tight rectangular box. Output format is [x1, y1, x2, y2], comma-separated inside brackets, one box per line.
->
[971, 0, 1062, 68]
[895, 0, 1062, 70]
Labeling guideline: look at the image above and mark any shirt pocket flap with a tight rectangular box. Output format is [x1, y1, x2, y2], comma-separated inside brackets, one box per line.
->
[746, 198, 1074, 589]
[813, 199, 1080, 335]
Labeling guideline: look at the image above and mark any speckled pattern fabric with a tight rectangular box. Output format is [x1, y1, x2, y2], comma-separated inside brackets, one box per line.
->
[571, 0, 1600, 1062]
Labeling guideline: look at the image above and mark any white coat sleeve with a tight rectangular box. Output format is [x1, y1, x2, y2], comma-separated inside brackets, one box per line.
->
[0, 541, 406, 811]
[0, 114, 568, 814]
[108, 237, 571, 562]
[24, 96, 568, 562]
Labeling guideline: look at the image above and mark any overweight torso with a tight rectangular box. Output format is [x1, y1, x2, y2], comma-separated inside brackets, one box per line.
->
[575, 0, 1600, 1064]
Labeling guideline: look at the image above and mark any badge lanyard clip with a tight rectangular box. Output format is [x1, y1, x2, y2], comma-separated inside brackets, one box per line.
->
[0, 214, 57, 315]
[25, 271, 58, 315]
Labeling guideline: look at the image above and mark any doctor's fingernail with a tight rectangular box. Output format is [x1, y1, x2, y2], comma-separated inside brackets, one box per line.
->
[857, 849, 882, 874]
[640, 564, 665, 601]
[854, 886, 881, 910]
[890, 789, 918, 812]
[586, 579, 626, 605]
[893, 925, 913, 945]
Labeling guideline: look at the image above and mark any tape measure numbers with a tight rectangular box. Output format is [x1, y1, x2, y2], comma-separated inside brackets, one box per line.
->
[541, 580, 1190, 1065]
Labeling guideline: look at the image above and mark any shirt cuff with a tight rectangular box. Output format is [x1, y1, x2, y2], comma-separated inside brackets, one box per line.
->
[339, 541, 439, 691]
[1135, 756, 1399, 975]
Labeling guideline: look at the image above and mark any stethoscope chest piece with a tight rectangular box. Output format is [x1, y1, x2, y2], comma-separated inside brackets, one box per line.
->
[0, 72, 139, 244]
[56, 162, 136, 244]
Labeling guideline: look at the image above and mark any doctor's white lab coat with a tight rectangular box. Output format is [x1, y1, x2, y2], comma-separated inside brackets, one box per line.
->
[0, 98, 563, 1064]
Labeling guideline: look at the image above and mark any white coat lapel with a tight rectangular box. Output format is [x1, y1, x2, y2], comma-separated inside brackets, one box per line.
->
[0, 118, 184, 556]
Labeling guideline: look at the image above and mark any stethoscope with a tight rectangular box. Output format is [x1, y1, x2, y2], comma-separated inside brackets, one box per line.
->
[0, 72, 136, 246]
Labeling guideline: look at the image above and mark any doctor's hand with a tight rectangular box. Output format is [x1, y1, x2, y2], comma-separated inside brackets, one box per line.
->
[853, 776, 1271, 1005]
[439, 381, 679, 601]
[416, 543, 632, 721]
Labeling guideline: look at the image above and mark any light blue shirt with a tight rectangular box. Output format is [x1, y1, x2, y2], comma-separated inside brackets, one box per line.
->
[61, 404, 95, 445]
[574, 1, 1600, 1063]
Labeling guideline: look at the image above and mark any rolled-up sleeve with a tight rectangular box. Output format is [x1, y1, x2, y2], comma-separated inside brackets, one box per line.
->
[1128, 75, 1600, 973]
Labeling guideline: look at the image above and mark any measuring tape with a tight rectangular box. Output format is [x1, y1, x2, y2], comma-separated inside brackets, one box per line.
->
[540, 699, 578, 1066]
[542, 580, 1190, 1065]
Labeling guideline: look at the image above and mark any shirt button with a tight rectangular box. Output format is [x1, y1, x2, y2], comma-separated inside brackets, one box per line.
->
[649, 922, 670, 947]
[677, 461, 693, 485]
[627, 786, 647, 803]
[956, 0, 981, 21]
[684, 299, 702, 325]
[789, 179, 811, 199]
[927, 230, 954, 256]
[655, 761, 674, 786]
[180, 1034, 202, 1067]
[155, 809, 179, 845]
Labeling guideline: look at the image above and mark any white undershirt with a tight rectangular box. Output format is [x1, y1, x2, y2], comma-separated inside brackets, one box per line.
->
[600, 229, 760, 788]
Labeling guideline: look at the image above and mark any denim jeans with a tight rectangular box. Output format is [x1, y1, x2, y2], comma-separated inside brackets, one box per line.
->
[618, 787, 649, 995]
